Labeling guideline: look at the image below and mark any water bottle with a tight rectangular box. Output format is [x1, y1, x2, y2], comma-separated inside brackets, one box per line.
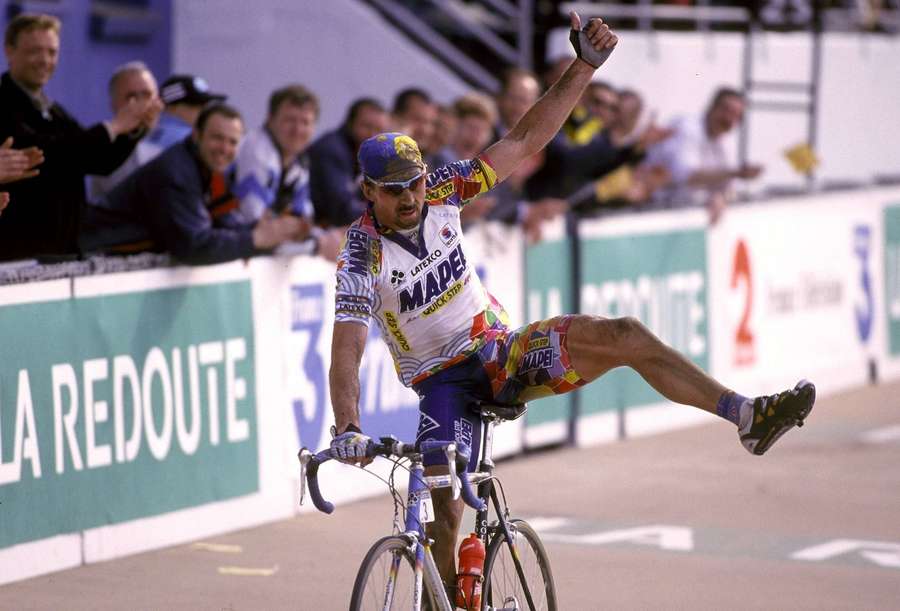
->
[455, 533, 485, 610]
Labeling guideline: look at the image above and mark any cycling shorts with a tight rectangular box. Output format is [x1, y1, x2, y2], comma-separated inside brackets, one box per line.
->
[413, 315, 587, 471]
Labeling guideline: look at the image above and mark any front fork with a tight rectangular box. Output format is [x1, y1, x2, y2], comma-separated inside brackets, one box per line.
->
[477, 473, 536, 611]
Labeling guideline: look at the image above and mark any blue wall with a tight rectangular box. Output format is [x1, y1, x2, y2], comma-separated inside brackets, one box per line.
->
[2, 0, 171, 126]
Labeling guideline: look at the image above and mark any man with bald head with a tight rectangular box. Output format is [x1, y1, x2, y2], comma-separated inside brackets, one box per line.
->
[89, 61, 163, 201]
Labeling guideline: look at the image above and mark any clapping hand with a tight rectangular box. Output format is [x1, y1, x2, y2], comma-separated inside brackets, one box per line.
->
[108, 94, 164, 138]
[0, 137, 44, 184]
[252, 212, 311, 250]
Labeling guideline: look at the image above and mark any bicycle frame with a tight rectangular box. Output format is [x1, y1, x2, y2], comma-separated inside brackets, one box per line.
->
[300, 404, 544, 611]
[402, 459, 450, 611]
[406, 412, 540, 611]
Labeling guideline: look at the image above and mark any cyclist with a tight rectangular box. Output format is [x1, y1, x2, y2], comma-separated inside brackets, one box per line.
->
[328, 12, 815, 593]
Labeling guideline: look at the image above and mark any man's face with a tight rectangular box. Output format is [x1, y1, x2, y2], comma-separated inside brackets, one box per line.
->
[267, 101, 317, 160]
[194, 114, 243, 173]
[350, 106, 389, 148]
[586, 86, 619, 127]
[615, 93, 642, 133]
[455, 115, 492, 156]
[432, 107, 457, 151]
[111, 69, 158, 113]
[5, 27, 59, 91]
[497, 75, 540, 129]
[707, 94, 745, 138]
[362, 166, 427, 232]
[395, 98, 437, 153]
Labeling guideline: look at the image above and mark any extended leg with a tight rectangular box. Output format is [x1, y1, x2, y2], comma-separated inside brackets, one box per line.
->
[562, 314, 815, 454]
[566, 315, 726, 413]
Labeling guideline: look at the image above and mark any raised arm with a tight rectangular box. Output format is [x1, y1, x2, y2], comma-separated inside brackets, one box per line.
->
[484, 12, 618, 183]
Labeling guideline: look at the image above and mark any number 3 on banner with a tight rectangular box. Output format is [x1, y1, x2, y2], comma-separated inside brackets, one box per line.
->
[289, 285, 328, 450]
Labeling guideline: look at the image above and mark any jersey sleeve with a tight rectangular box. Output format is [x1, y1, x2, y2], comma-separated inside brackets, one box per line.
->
[334, 226, 379, 326]
[233, 130, 276, 224]
[424, 155, 498, 209]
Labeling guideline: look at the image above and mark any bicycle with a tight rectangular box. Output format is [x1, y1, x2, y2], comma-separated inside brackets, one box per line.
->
[298, 401, 557, 611]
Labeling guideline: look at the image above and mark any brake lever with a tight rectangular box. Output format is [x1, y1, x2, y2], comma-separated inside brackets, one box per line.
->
[297, 448, 312, 506]
[445, 442, 461, 501]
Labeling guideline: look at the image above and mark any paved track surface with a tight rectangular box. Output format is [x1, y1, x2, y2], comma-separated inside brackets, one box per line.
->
[3, 381, 900, 610]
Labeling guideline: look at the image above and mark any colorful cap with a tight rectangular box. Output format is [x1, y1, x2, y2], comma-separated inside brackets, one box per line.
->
[358, 132, 425, 181]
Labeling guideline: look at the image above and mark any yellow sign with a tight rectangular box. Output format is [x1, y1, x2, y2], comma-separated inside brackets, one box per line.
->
[784, 143, 820, 175]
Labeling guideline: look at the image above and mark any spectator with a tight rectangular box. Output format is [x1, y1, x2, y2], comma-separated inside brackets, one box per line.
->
[81, 104, 303, 265]
[545, 57, 605, 147]
[428, 103, 457, 168]
[89, 61, 163, 201]
[308, 97, 388, 227]
[526, 81, 671, 201]
[0, 136, 44, 217]
[584, 81, 619, 132]
[448, 92, 567, 241]
[644, 87, 763, 223]
[391, 87, 437, 158]
[0, 13, 155, 261]
[444, 93, 500, 226]
[570, 87, 672, 213]
[495, 67, 541, 136]
[143, 73, 226, 159]
[606, 88, 645, 146]
[232, 83, 341, 259]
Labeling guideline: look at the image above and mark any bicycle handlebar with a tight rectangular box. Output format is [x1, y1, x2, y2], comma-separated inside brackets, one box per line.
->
[297, 437, 486, 515]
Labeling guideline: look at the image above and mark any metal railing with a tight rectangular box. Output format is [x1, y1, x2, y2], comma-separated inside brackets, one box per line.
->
[362, 0, 534, 93]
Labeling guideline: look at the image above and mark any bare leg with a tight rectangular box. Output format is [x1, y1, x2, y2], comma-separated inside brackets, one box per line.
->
[425, 464, 463, 589]
[566, 315, 727, 414]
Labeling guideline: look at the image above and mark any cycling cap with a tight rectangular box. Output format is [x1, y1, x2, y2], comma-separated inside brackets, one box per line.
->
[358, 132, 425, 181]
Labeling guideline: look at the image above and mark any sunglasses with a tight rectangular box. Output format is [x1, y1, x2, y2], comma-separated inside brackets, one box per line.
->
[366, 172, 425, 196]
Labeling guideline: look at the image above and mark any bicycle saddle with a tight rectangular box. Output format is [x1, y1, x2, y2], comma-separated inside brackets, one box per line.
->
[472, 400, 528, 421]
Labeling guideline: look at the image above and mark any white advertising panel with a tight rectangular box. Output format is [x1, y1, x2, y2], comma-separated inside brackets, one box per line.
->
[708, 193, 883, 398]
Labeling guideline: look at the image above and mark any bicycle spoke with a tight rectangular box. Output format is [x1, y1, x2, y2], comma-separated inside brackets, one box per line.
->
[352, 538, 419, 610]
[484, 520, 556, 611]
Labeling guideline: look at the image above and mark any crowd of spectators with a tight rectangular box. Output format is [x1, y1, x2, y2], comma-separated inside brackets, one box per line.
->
[0, 12, 766, 266]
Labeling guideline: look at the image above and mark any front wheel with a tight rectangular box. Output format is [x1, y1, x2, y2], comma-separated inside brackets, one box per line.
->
[350, 535, 426, 610]
[482, 519, 557, 611]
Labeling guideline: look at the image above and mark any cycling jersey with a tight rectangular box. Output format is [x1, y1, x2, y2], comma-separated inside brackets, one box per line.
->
[334, 155, 509, 387]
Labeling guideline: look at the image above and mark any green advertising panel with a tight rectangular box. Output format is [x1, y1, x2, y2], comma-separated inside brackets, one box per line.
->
[578, 229, 708, 415]
[524, 235, 573, 436]
[885, 205, 900, 355]
[0, 281, 258, 548]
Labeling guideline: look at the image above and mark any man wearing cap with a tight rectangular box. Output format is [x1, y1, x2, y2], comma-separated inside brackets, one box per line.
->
[143, 73, 227, 160]
[327, 12, 817, 594]
[0, 13, 157, 260]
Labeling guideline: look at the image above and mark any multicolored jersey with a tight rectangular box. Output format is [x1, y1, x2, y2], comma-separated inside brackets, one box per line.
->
[334, 156, 510, 387]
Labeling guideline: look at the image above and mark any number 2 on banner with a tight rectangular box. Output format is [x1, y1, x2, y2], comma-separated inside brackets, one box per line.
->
[731, 239, 755, 366]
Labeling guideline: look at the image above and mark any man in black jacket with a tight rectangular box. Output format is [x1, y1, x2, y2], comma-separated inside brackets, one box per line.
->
[81, 104, 304, 265]
[308, 97, 388, 228]
[0, 13, 158, 261]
